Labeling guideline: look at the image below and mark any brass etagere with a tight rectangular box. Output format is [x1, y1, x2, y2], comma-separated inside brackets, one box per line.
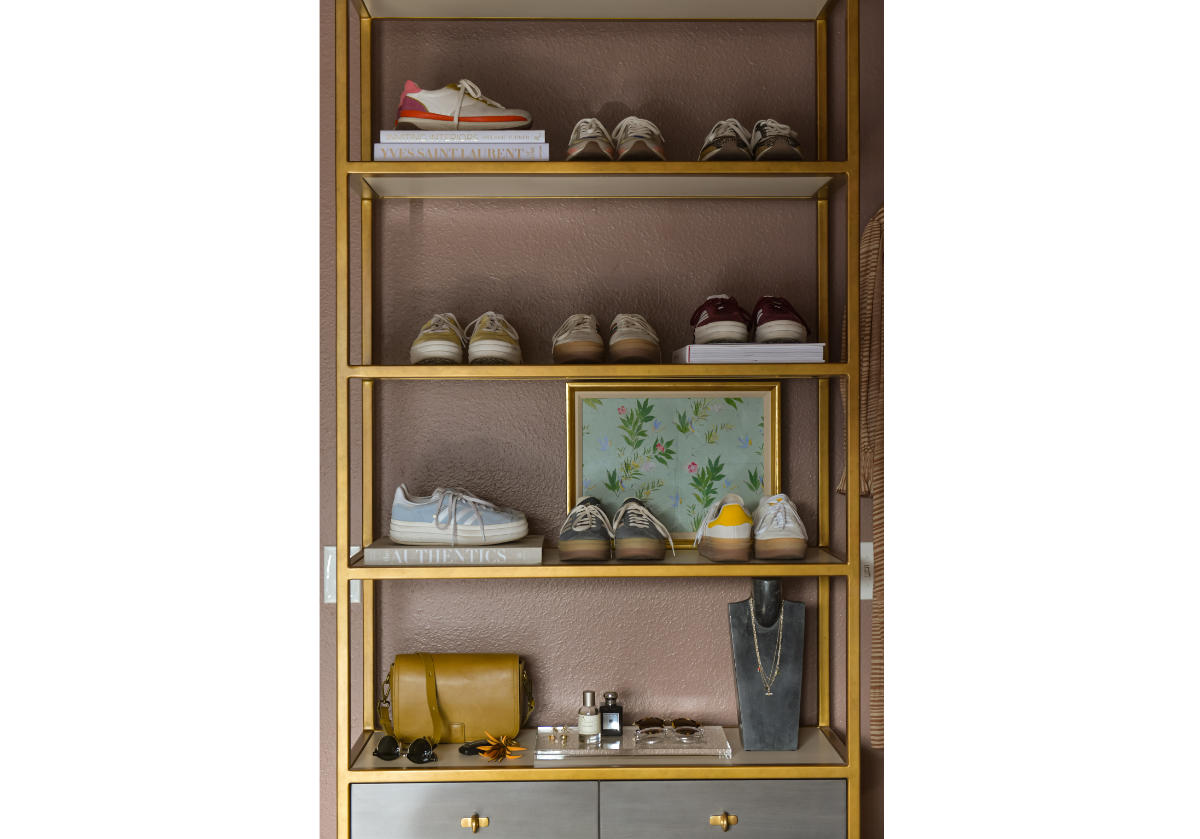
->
[332, 1, 861, 836]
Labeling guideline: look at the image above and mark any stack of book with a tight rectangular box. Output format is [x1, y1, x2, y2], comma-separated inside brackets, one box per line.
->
[373, 129, 548, 161]
[672, 343, 827, 364]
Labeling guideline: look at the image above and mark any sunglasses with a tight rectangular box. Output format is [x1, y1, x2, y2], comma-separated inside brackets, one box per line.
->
[634, 717, 704, 743]
[372, 735, 439, 764]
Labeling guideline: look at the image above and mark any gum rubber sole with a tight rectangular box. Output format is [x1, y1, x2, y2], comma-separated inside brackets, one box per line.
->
[754, 538, 808, 560]
[698, 536, 752, 562]
[553, 340, 605, 364]
[608, 338, 660, 364]
[559, 539, 611, 561]
[614, 537, 666, 561]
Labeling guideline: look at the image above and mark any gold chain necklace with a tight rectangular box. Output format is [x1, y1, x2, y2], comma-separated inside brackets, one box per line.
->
[748, 593, 784, 696]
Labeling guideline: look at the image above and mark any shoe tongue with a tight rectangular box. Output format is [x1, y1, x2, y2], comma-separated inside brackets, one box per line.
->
[577, 496, 602, 507]
[618, 497, 641, 508]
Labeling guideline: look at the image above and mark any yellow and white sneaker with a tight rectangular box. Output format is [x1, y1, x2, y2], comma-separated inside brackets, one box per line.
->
[753, 493, 809, 560]
[694, 493, 753, 562]
[410, 313, 466, 365]
[466, 312, 522, 365]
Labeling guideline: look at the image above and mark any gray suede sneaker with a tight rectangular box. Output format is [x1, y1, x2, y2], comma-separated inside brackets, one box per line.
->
[558, 497, 613, 561]
[612, 498, 675, 561]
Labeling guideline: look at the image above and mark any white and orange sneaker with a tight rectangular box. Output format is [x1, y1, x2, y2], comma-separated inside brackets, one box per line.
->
[612, 116, 666, 161]
[394, 79, 532, 131]
[694, 493, 753, 562]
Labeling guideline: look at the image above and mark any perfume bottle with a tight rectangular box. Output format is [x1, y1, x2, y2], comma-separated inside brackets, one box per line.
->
[577, 690, 601, 744]
[600, 691, 623, 739]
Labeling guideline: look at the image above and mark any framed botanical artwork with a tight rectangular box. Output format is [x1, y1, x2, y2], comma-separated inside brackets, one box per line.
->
[566, 382, 781, 541]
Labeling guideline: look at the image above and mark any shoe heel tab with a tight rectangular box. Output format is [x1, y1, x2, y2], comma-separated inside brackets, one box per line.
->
[402, 80, 421, 96]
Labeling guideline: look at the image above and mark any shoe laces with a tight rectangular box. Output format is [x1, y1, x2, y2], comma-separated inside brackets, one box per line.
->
[466, 312, 518, 341]
[613, 500, 675, 555]
[450, 79, 504, 128]
[754, 119, 793, 139]
[612, 116, 663, 143]
[709, 118, 749, 143]
[571, 118, 612, 144]
[561, 500, 614, 537]
[431, 487, 506, 545]
[757, 494, 803, 535]
[420, 313, 465, 345]
[610, 313, 657, 339]
[553, 313, 599, 342]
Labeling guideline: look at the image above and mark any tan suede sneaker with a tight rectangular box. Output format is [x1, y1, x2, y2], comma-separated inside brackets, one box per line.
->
[466, 312, 522, 365]
[410, 313, 466, 364]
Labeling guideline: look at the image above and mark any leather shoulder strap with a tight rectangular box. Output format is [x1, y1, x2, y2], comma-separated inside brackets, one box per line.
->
[418, 652, 444, 745]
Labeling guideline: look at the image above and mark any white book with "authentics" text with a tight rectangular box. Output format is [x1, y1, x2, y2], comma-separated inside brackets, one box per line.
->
[362, 535, 544, 565]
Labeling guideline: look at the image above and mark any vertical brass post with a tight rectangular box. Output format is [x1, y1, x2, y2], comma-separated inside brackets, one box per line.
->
[360, 189, 375, 730]
[817, 197, 830, 547]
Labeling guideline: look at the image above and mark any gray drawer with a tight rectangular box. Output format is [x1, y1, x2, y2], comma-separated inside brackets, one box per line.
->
[351, 782, 598, 839]
[599, 780, 845, 839]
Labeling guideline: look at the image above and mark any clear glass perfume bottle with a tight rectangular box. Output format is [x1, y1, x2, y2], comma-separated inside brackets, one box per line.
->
[577, 690, 601, 744]
[600, 691, 623, 739]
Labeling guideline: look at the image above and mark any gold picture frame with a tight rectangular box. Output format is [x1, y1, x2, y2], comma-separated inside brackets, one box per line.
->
[566, 381, 782, 541]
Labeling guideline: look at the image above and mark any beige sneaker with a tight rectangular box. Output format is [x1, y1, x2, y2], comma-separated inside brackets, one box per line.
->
[410, 313, 466, 365]
[466, 312, 522, 365]
[553, 314, 604, 363]
[608, 313, 660, 363]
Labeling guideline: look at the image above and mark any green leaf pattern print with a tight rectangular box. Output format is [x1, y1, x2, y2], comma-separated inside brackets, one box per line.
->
[579, 393, 771, 535]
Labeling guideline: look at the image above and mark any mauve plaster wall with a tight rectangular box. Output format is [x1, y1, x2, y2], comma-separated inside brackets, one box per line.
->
[321, 1, 883, 837]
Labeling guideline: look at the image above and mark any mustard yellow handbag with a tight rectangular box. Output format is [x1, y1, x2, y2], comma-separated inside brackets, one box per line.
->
[378, 652, 534, 744]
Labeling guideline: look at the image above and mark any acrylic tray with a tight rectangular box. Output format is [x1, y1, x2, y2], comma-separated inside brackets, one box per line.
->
[535, 726, 732, 759]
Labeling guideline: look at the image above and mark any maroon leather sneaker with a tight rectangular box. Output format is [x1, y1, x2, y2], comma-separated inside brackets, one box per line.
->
[688, 294, 751, 343]
[751, 296, 809, 343]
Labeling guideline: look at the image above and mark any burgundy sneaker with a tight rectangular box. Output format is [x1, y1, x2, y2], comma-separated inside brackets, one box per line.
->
[751, 296, 810, 343]
[689, 294, 751, 343]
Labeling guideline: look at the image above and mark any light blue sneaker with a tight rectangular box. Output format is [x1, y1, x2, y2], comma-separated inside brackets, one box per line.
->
[389, 485, 528, 546]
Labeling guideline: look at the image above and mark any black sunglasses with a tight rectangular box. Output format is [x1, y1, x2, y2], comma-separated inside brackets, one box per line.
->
[405, 736, 438, 764]
[372, 735, 438, 764]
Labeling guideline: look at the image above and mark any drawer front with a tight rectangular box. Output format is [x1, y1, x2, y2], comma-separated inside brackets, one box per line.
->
[351, 782, 598, 839]
[600, 780, 845, 839]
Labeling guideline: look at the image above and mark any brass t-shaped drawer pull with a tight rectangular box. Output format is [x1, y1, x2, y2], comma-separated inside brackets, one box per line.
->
[710, 812, 738, 831]
[460, 814, 489, 833]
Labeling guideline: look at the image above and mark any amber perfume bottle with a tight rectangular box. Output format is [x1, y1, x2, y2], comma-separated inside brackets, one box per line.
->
[600, 691, 623, 738]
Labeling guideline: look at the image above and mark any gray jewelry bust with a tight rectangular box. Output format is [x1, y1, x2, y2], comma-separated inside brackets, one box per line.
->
[728, 578, 806, 750]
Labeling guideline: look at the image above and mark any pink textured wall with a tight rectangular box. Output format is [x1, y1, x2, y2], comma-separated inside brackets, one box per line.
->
[322, 1, 883, 836]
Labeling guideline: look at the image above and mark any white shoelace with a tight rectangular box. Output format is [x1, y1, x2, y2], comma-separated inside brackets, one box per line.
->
[609, 313, 658, 339]
[709, 117, 749, 143]
[465, 312, 518, 341]
[431, 487, 507, 544]
[756, 494, 803, 535]
[613, 500, 675, 555]
[452, 78, 504, 129]
[571, 118, 612, 144]
[560, 501, 614, 537]
[754, 118, 794, 139]
[420, 313, 465, 344]
[612, 116, 663, 143]
[553, 313, 599, 343]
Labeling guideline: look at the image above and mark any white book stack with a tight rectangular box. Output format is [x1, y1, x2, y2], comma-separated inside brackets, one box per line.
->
[361, 535, 544, 566]
[672, 343, 828, 364]
[374, 130, 549, 162]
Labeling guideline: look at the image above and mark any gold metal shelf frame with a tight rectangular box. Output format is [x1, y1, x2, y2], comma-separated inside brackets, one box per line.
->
[333, 1, 862, 837]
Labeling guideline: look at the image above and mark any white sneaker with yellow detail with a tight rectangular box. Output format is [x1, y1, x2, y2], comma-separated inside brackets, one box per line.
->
[752, 493, 809, 559]
[694, 493, 753, 562]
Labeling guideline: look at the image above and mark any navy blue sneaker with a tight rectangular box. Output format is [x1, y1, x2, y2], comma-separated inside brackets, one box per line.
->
[558, 497, 613, 561]
[612, 498, 675, 561]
